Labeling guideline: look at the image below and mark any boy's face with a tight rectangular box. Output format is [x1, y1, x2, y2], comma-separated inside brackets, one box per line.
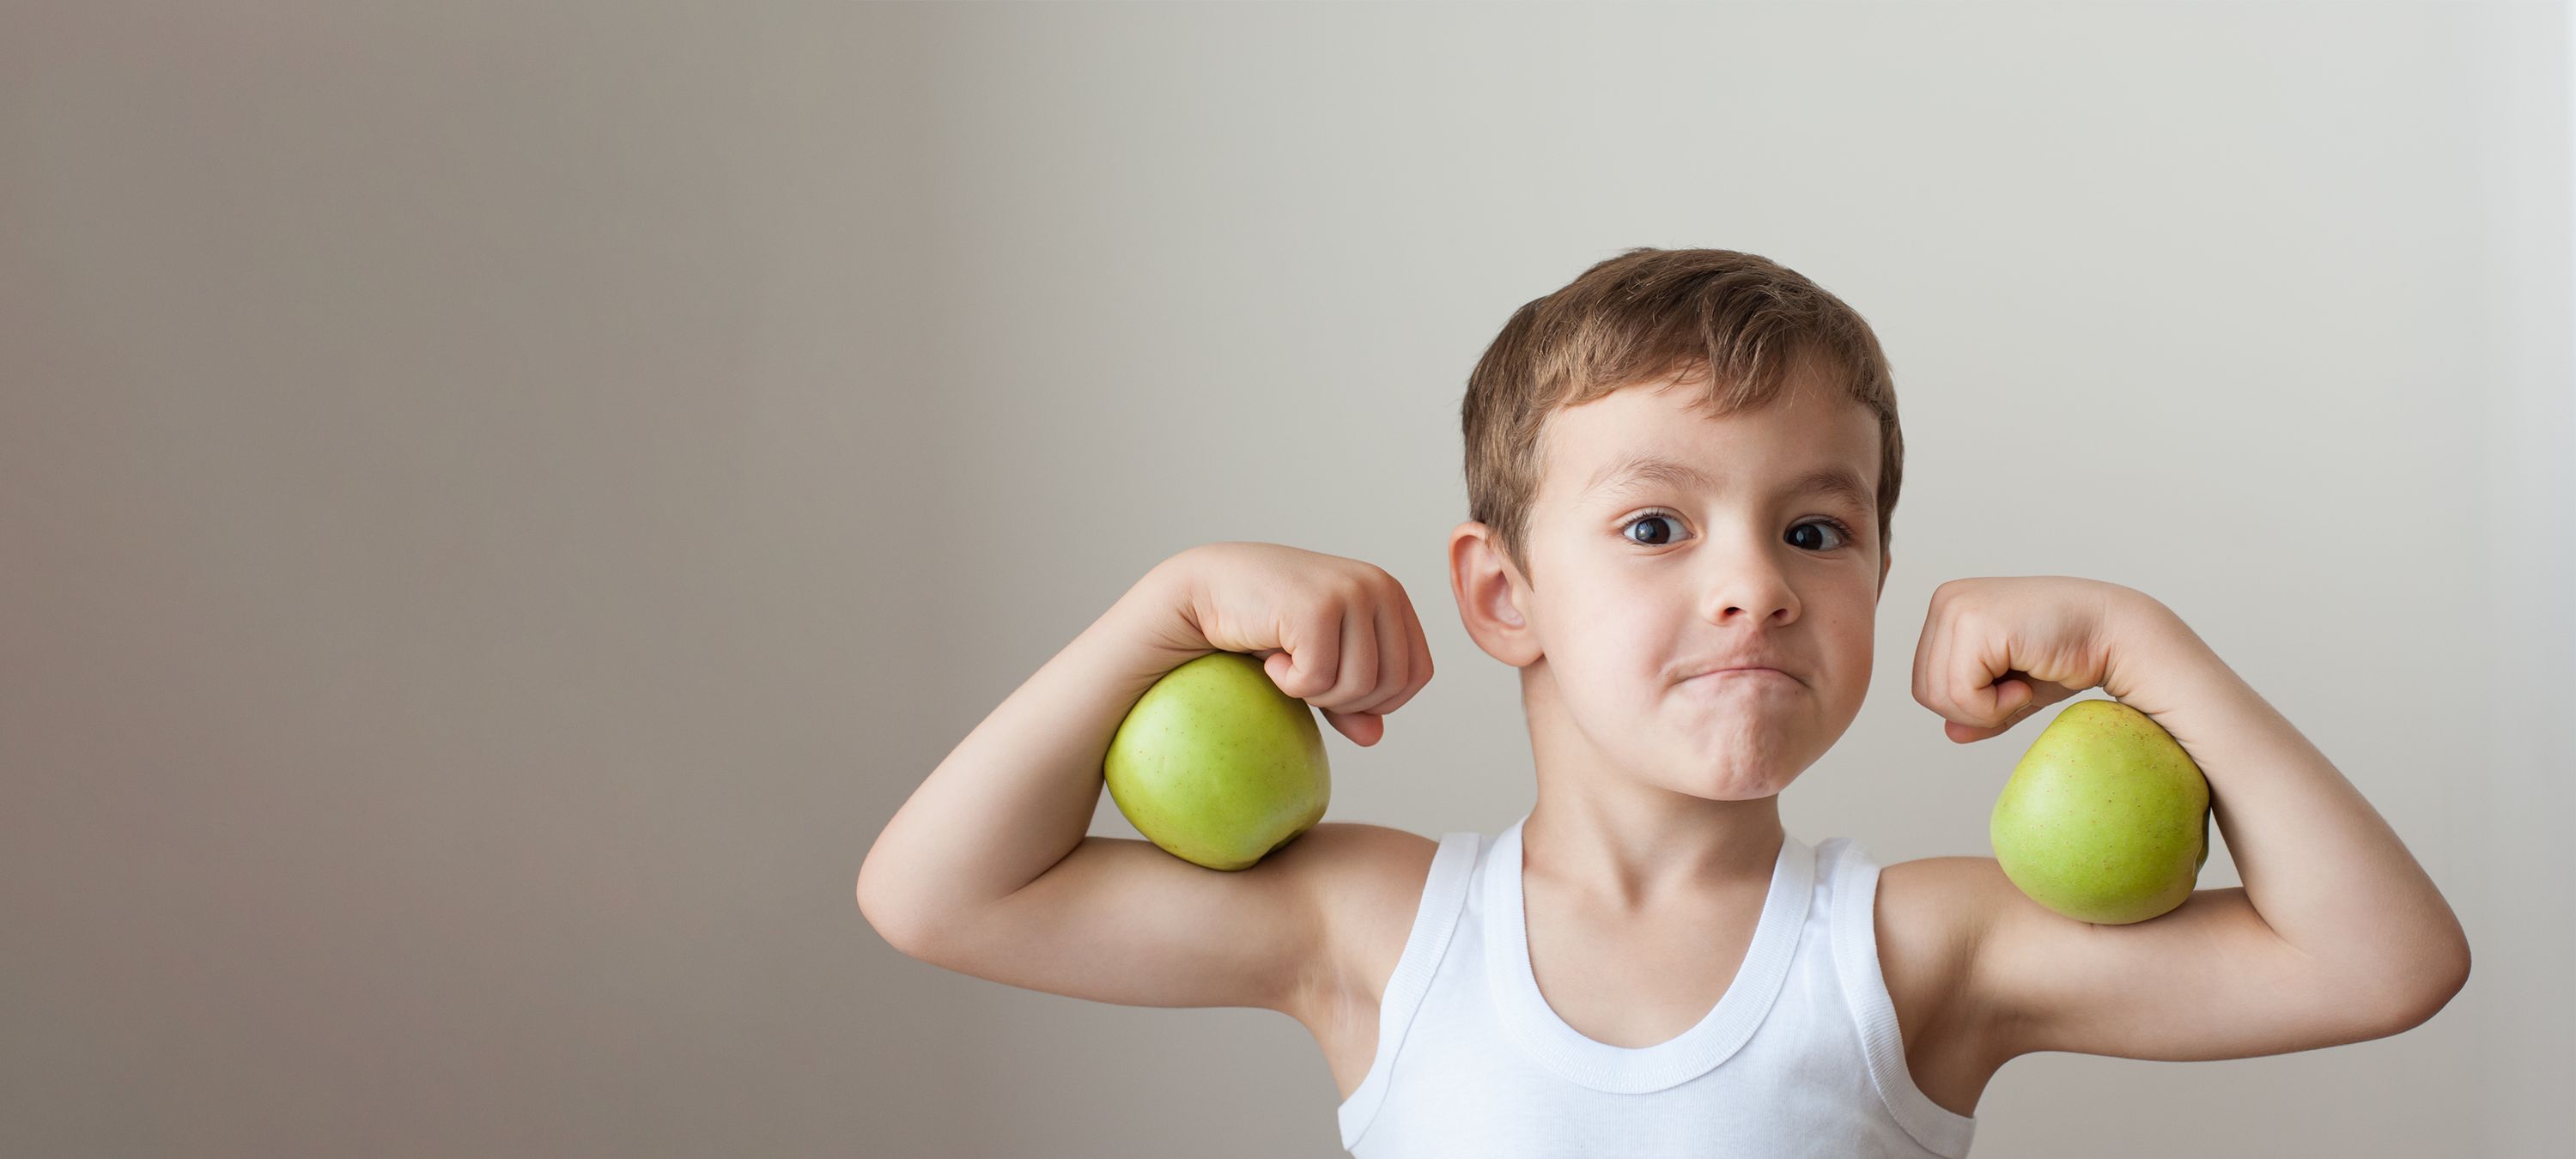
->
[1464, 373, 1891, 803]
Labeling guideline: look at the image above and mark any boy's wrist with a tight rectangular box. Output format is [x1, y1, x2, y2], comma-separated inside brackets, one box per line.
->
[2099, 586, 2219, 716]
[1109, 549, 1219, 667]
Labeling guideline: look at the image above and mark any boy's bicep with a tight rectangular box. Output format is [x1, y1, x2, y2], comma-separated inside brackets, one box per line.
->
[884, 822, 1368, 1016]
[1959, 857, 2453, 1062]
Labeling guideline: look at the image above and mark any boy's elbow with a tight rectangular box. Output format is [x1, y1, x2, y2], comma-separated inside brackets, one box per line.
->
[2425, 925, 2472, 1008]
[857, 870, 936, 956]
[2385, 939, 2471, 1035]
[2427, 938, 2471, 1018]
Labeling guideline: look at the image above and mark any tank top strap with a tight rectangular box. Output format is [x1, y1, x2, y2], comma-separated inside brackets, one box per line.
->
[1825, 839, 1978, 1158]
[1337, 829, 1479, 1144]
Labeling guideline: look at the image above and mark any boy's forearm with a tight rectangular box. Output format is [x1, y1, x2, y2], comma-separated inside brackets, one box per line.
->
[857, 555, 1213, 942]
[2103, 592, 2471, 998]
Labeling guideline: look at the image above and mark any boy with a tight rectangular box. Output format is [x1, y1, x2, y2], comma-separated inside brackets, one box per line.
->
[856, 248, 2471, 1157]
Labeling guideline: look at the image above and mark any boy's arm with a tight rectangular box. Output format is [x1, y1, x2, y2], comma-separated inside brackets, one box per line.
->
[856, 551, 1360, 1016]
[1961, 592, 2472, 1062]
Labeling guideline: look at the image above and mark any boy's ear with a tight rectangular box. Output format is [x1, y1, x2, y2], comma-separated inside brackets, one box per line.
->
[1449, 520, 1545, 668]
[1880, 543, 1893, 598]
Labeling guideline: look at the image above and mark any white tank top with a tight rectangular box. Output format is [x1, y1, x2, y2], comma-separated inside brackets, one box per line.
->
[1335, 815, 1977, 1157]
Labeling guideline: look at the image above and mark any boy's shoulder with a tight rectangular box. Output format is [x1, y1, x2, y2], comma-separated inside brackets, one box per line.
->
[1873, 856, 2011, 1040]
[1281, 822, 1441, 1010]
[1293, 829, 1980, 1000]
[1285, 833, 2002, 1011]
[1292, 829, 2003, 1022]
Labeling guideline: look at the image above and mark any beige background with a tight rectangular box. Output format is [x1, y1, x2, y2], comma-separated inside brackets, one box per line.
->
[5, 3, 2570, 1156]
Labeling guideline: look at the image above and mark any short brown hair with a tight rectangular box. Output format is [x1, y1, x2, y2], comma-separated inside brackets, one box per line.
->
[1461, 246, 1903, 586]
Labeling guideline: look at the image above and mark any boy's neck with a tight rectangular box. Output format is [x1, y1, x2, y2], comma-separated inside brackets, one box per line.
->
[1519, 786, 1785, 914]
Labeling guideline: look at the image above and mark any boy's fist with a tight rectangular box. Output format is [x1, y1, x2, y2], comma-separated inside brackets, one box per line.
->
[1163, 542, 1434, 747]
[1911, 575, 2136, 744]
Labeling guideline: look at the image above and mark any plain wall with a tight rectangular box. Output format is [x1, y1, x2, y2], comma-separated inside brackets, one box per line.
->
[4, 3, 2570, 1156]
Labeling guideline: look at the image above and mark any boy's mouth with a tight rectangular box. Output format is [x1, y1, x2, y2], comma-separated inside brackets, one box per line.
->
[1683, 666, 1800, 687]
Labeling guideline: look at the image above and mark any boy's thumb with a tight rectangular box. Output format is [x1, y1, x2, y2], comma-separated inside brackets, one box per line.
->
[1264, 649, 1307, 697]
[1991, 677, 2032, 722]
[1322, 708, 1383, 747]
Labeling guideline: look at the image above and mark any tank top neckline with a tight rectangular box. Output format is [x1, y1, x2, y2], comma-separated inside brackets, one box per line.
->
[1485, 815, 1818, 1095]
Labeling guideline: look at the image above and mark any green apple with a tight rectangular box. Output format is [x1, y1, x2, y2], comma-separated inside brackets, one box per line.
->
[1103, 651, 1331, 871]
[1990, 698, 2212, 925]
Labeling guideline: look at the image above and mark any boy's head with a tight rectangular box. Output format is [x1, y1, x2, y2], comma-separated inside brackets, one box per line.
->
[1448, 247, 1901, 802]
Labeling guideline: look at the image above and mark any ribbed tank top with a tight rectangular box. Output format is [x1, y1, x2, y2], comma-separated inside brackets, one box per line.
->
[1335, 815, 1977, 1157]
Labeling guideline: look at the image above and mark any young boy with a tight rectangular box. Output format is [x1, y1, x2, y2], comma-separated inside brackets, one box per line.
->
[856, 248, 2471, 1157]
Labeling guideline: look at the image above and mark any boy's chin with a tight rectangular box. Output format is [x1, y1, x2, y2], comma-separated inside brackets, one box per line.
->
[1643, 762, 1806, 803]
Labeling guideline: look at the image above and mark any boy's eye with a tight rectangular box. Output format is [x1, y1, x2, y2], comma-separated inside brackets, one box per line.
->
[1620, 511, 1686, 547]
[1619, 509, 1856, 552]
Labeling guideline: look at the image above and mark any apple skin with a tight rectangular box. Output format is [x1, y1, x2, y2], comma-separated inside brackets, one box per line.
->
[1990, 698, 2212, 925]
[1103, 651, 1332, 871]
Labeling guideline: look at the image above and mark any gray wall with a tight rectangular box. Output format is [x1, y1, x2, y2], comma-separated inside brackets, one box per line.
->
[4, 3, 2568, 1156]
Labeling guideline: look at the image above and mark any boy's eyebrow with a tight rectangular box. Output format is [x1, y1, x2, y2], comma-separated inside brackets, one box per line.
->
[1585, 454, 1875, 515]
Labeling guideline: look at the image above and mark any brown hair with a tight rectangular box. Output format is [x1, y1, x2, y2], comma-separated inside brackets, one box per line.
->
[1461, 246, 1903, 586]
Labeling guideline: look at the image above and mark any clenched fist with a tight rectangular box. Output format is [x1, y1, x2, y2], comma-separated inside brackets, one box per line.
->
[1160, 541, 1436, 747]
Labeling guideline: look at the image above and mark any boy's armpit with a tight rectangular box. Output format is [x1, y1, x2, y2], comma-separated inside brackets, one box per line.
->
[1873, 858, 2018, 1082]
[1291, 824, 1442, 1027]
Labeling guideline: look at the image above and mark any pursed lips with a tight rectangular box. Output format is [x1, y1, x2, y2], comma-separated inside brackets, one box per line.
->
[1684, 666, 1800, 686]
